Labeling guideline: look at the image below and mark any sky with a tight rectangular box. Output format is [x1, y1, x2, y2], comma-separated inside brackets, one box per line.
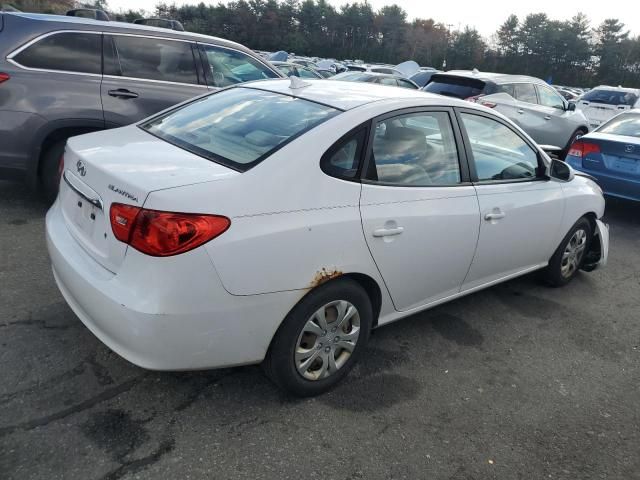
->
[106, 0, 640, 38]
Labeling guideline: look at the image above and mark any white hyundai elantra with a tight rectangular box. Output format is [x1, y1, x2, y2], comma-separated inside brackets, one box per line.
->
[46, 79, 609, 396]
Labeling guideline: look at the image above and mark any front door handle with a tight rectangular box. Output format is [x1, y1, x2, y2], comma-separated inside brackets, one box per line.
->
[544, 115, 551, 120]
[108, 89, 139, 99]
[517, 109, 525, 114]
[373, 226, 404, 237]
[484, 212, 506, 221]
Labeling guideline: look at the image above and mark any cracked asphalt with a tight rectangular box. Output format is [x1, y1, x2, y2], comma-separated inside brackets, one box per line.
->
[1, 179, 639, 480]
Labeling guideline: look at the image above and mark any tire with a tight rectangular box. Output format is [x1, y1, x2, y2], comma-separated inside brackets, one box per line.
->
[40, 140, 66, 204]
[543, 217, 593, 287]
[263, 278, 373, 397]
[562, 128, 587, 159]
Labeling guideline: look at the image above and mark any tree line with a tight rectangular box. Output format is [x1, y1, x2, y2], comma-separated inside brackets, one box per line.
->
[10, 0, 640, 87]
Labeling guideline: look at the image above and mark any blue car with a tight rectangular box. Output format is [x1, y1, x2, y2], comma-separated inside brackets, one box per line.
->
[565, 111, 640, 202]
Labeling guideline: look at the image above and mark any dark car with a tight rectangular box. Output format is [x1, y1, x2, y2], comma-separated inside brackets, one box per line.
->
[330, 72, 418, 89]
[0, 12, 282, 201]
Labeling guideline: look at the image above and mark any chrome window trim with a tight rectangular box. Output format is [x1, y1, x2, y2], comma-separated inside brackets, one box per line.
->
[198, 41, 282, 77]
[6, 30, 103, 77]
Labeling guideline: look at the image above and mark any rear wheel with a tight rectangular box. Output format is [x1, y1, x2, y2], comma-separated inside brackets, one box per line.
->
[40, 140, 66, 204]
[543, 217, 593, 287]
[263, 279, 372, 396]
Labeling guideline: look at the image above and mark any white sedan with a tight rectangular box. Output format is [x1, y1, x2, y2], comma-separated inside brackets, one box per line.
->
[46, 79, 609, 396]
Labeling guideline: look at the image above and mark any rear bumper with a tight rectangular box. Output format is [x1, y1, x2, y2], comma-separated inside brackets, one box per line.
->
[566, 158, 640, 202]
[46, 201, 300, 370]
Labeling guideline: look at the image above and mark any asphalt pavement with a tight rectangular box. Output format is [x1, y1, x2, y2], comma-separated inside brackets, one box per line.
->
[1, 179, 639, 480]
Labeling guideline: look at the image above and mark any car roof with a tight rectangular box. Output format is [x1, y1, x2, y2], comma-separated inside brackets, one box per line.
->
[434, 70, 547, 86]
[5, 12, 249, 52]
[245, 79, 468, 110]
[591, 85, 640, 93]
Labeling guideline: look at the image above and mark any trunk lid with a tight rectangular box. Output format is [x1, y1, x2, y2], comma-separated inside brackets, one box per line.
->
[579, 133, 640, 178]
[578, 101, 629, 128]
[59, 125, 238, 273]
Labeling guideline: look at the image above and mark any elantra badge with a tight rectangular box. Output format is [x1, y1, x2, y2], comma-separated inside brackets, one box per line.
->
[76, 160, 87, 177]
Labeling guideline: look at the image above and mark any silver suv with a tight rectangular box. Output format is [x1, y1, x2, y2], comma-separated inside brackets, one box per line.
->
[0, 12, 282, 201]
[424, 71, 590, 156]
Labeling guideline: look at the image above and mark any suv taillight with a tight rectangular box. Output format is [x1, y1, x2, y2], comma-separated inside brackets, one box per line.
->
[0, 73, 9, 84]
[109, 203, 230, 257]
[567, 140, 601, 159]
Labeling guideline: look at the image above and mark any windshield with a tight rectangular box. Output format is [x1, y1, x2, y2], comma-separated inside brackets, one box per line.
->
[142, 87, 339, 171]
[598, 113, 640, 137]
[582, 89, 639, 106]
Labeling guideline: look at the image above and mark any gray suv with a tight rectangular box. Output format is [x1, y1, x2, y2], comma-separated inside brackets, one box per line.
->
[424, 71, 590, 156]
[0, 12, 282, 201]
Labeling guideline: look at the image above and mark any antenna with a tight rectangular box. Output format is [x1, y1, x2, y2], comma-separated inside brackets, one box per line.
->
[289, 76, 311, 90]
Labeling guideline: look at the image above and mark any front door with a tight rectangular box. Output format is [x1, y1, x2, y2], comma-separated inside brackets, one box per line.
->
[456, 110, 565, 291]
[101, 34, 207, 127]
[359, 109, 480, 312]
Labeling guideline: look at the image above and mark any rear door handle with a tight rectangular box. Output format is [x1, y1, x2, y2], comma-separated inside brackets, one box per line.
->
[544, 115, 551, 120]
[484, 212, 506, 221]
[373, 227, 404, 237]
[517, 109, 524, 114]
[108, 89, 139, 99]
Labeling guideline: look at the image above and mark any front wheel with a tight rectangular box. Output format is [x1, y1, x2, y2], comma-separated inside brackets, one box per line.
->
[543, 217, 593, 287]
[263, 279, 372, 396]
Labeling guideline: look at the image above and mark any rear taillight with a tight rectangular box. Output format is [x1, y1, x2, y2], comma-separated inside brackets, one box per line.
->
[465, 94, 484, 103]
[0, 73, 9, 84]
[567, 140, 601, 158]
[109, 203, 230, 257]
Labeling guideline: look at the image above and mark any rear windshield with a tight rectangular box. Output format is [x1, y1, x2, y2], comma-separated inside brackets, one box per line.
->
[142, 87, 339, 171]
[582, 89, 639, 106]
[424, 75, 488, 99]
[598, 113, 640, 137]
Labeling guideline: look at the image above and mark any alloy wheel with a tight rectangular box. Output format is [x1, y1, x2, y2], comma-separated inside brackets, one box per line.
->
[560, 228, 587, 278]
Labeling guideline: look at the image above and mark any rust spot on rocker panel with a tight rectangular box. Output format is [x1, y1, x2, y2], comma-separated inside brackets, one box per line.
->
[310, 268, 343, 288]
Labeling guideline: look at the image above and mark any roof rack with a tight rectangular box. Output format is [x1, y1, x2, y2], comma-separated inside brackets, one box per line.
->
[133, 18, 185, 31]
[66, 8, 110, 21]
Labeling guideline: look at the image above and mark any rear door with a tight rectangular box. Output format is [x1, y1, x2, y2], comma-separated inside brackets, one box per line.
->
[101, 34, 207, 127]
[512, 83, 547, 143]
[359, 108, 480, 312]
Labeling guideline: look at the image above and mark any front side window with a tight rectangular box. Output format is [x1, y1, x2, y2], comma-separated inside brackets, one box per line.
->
[461, 113, 540, 181]
[397, 79, 418, 89]
[378, 77, 398, 87]
[201, 45, 279, 87]
[111, 36, 198, 84]
[13, 32, 101, 74]
[365, 112, 461, 186]
[537, 85, 565, 109]
[142, 87, 339, 171]
[514, 83, 538, 104]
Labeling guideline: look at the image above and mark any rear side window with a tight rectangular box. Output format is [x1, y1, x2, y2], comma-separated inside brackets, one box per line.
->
[461, 113, 540, 181]
[424, 75, 486, 100]
[142, 87, 339, 171]
[13, 32, 101, 74]
[498, 84, 515, 97]
[201, 44, 279, 87]
[110, 35, 198, 84]
[321, 129, 367, 179]
[582, 89, 639, 107]
[514, 83, 538, 104]
[365, 111, 461, 186]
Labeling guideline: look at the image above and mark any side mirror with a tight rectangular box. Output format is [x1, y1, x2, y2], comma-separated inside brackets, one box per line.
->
[566, 102, 576, 111]
[549, 158, 573, 182]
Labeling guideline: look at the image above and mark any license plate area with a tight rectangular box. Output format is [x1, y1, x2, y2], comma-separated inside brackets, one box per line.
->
[612, 158, 638, 173]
